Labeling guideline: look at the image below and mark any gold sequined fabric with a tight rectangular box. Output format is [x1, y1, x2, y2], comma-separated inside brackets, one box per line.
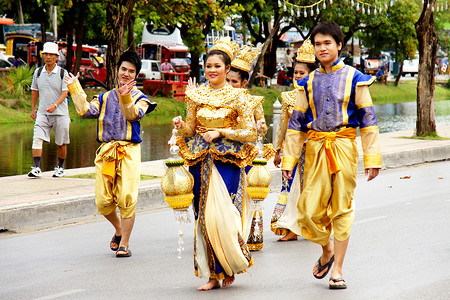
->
[182, 84, 257, 142]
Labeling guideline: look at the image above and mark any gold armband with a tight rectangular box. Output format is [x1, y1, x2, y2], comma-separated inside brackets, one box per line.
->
[68, 80, 83, 95]
[118, 93, 132, 104]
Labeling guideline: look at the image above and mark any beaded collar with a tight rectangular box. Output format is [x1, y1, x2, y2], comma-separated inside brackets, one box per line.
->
[185, 83, 248, 107]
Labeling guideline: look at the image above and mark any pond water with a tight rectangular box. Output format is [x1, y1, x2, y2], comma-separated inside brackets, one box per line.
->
[1, 100, 450, 177]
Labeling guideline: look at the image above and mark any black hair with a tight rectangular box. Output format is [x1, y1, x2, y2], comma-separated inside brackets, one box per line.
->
[294, 60, 317, 73]
[310, 22, 344, 53]
[230, 66, 249, 82]
[204, 49, 231, 67]
[117, 50, 141, 78]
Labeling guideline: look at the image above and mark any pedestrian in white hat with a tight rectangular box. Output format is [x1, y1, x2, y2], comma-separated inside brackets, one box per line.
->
[41, 42, 59, 55]
[28, 42, 70, 178]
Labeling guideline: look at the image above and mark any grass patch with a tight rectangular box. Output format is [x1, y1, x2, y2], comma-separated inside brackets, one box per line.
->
[413, 132, 450, 140]
[250, 86, 282, 114]
[370, 80, 450, 104]
[67, 173, 161, 180]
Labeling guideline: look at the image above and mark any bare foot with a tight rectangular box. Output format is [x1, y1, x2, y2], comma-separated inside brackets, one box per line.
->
[222, 274, 235, 287]
[197, 279, 220, 291]
[277, 230, 298, 241]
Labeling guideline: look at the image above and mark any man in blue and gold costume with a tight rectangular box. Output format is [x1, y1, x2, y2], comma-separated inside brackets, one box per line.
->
[64, 51, 156, 258]
[282, 22, 381, 290]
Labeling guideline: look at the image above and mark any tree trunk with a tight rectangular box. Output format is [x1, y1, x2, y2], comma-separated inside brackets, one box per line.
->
[65, 4, 76, 73]
[263, 36, 279, 78]
[73, 2, 86, 74]
[190, 52, 200, 82]
[105, 0, 136, 89]
[127, 15, 136, 52]
[394, 61, 403, 87]
[415, 0, 437, 136]
[248, 15, 282, 88]
[38, 1, 47, 44]
[17, 0, 24, 24]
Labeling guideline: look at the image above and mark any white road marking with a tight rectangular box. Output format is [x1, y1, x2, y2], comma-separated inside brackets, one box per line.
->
[354, 216, 387, 225]
[34, 289, 85, 300]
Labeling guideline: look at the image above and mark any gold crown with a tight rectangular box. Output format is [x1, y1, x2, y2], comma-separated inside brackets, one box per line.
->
[231, 45, 261, 73]
[209, 36, 240, 61]
[296, 38, 316, 63]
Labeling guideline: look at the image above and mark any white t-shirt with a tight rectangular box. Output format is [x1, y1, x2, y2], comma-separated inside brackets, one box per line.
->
[31, 65, 69, 116]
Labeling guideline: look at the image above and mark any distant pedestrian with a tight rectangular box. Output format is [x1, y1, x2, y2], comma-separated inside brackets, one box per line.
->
[57, 45, 67, 68]
[282, 22, 381, 290]
[285, 49, 294, 77]
[28, 42, 70, 178]
[13, 54, 23, 68]
[160, 58, 174, 81]
[29, 55, 40, 69]
[376, 65, 388, 84]
[277, 68, 292, 86]
[64, 50, 157, 258]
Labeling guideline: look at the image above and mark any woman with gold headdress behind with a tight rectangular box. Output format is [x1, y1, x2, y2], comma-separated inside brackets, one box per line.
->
[271, 39, 317, 241]
[172, 37, 257, 291]
[226, 44, 275, 251]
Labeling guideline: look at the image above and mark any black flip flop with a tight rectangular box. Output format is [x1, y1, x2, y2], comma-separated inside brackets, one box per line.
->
[110, 235, 122, 251]
[329, 277, 347, 289]
[313, 255, 334, 279]
[116, 246, 132, 257]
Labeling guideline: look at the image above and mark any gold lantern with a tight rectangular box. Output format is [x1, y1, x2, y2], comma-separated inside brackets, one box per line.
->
[246, 158, 271, 200]
[161, 159, 194, 210]
[245, 135, 272, 251]
[160, 129, 194, 258]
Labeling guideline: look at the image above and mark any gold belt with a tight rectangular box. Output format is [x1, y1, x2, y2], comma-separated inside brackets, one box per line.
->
[307, 127, 357, 174]
[98, 141, 131, 179]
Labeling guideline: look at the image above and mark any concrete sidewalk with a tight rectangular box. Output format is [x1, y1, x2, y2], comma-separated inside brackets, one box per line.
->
[1, 126, 450, 232]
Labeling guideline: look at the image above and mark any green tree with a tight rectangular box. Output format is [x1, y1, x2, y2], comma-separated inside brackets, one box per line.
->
[139, 0, 241, 80]
[102, 0, 137, 89]
[240, 0, 401, 78]
[434, 2, 450, 52]
[359, 0, 419, 86]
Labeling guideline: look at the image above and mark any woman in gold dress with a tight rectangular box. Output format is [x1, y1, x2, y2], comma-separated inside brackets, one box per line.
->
[226, 45, 272, 251]
[172, 38, 258, 291]
[271, 39, 317, 241]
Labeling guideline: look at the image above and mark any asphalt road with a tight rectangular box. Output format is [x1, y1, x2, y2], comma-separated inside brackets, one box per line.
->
[1, 161, 450, 300]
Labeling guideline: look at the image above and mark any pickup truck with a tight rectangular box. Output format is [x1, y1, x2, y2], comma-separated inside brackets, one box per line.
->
[137, 59, 161, 84]
[402, 58, 419, 77]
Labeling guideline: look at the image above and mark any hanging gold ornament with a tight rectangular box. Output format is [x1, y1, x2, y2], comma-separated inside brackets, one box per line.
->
[160, 129, 194, 258]
[246, 136, 271, 201]
[246, 159, 271, 201]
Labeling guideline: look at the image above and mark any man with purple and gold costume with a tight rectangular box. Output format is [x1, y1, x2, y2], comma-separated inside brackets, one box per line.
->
[281, 22, 381, 289]
[64, 51, 156, 258]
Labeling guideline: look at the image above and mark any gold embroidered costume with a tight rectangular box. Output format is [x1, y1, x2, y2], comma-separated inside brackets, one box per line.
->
[177, 83, 258, 280]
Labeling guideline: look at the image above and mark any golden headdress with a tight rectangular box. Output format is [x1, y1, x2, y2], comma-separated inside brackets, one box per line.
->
[296, 38, 315, 63]
[209, 36, 240, 61]
[231, 45, 261, 73]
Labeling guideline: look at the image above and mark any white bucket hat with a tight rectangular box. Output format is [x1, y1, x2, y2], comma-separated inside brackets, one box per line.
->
[41, 42, 59, 55]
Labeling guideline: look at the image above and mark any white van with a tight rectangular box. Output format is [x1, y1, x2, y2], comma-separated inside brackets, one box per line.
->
[137, 59, 161, 83]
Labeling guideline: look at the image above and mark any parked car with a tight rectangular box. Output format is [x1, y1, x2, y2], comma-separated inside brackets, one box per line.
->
[0, 54, 13, 73]
[137, 59, 161, 83]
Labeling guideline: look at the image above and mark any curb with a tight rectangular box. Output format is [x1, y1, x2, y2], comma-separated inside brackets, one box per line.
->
[2, 143, 450, 233]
